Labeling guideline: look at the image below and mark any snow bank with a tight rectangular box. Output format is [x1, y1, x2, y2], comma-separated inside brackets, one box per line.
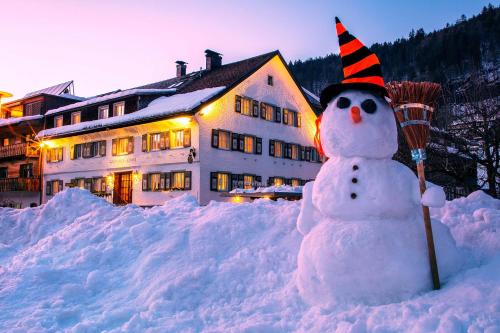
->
[0, 189, 499, 332]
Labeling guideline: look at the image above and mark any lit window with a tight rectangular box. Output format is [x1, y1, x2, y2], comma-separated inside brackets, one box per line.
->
[243, 175, 254, 189]
[241, 97, 251, 116]
[171, 130, 184, 149]
[150, 173, 161, 191]
[291, 144, 299, 160]
[54, 116, 63, 128]
[113, 101, 125, 117]
[172, 172, 185, 189]
[292, 179, 301, 187]
[275, 141, 283, 158]
[3, 138, 9, 146]
[217, 173, 229, 191]
[150, 133, 161, 151]
[219, 131, 230, 150]
[98, 105, 109, 119]
[112, 137, 134, 156]
[47, 147, 64, 163]
[244, 136, 254, 153]
[274, 177, 284, 186]
[71, 111, 81, 125]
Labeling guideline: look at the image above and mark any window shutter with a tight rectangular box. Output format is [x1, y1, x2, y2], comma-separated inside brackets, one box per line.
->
[58, 148, 63, 162]
[268, 177, 274, 186]
[255, 176, 262, 187]
[46, 181, 52, 195]
[283, 109, 288, 125]
[183, 129, 191, 147]
[92, 142, 99, 157]
[160, 132, 169, 150]
[127, 137, 134, 154]
[142, 134, 148, 152]
[256, 137, 262, 155]
[59, 180, 63, 191]
[76, 144, 81, 159]
[297, 113, 301, 127]
[269, 140, 275, 156]
[164, 172, 171, 190]
[142, 174, 148, 191]
[229, 174, 237, 190]
[99, 141, 106, 156]
[274, 107, 281, 123]
[235, 96, 241, 113]
[260, 102, 266, 119]
[159, 173, 165, 190]
[238, 174, 244, 188]
[70, 145, 75, 160]
[299, 145, 304, 161]
[184, 171, 192, 190]
[210, 172, 217, 191]
[252, 100, 259, 117]
[211, 129, 219, 148]
[112, 139, 117, 156]
[238, 134, 244, 152]
[305, 147, 311, 161]
[231, 133, 238, 150]
[287, 143, 292, 159]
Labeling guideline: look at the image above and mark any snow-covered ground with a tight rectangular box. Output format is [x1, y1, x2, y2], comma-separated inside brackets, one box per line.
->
[0, 189, 498, 332]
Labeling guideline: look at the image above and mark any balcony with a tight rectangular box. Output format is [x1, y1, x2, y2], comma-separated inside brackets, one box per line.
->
[0, 143, 39, 159]
[0, 177, 40, 192]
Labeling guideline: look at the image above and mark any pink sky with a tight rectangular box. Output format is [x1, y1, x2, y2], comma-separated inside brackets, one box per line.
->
[0, 0, 492, 99]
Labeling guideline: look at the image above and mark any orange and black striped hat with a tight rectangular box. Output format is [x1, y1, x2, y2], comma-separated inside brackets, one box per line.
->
[320, 17, 387, 108]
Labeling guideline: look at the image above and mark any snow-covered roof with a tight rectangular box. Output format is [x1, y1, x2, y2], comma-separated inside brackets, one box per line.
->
[37, 87, 225, 138]
[302, 87, 320, 103]
[24, 81, 74, 98]
[0, 115, 43, 128]
[45, 88, 177, 116]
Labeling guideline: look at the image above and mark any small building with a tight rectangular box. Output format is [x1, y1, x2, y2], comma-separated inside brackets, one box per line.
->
[37, 50, 322, 205]
[0, 82, 82, 208]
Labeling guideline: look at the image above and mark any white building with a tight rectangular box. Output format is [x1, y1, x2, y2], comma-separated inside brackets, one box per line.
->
[37, 50, 322, 205]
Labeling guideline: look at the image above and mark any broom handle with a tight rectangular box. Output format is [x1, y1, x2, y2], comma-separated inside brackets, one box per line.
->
[416, 161, 441, 290]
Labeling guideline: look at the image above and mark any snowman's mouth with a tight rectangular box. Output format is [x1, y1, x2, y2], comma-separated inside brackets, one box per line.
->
[351, 106, 362, 123]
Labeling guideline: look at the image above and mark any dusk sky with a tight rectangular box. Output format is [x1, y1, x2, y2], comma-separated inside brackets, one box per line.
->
[1, 0, 496, 99]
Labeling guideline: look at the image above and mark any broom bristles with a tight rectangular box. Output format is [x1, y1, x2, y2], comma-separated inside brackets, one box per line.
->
[386, 81, 441, 150]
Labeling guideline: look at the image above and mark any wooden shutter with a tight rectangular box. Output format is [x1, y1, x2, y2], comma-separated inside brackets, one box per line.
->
[230, 174, 238, 190]
[164, 172, 171, 190]
[268, 177, 274, 186]
[76, 144, 81, 159]
[160, 173, 166, 190]
[70, 145, 75, 160]
[231, 133, 238, 150]
[127, 137, 134, 154]
[283, 109, 288, 125]
[160, 131, 169, 150]
[58, 180, 63, 192]
[238, 174, 244, 188]
[112, 139, 117, 156]
[210, 172, 218, 191]
[235, 95, 241, 113]
[255, 176, 262, 186]
[274, 107, 281, 123]
[142, 174, 149, 191]
[238, 134, 244, 152]
[184, 171, 192, 190]
[256, 137, 262, 155]
[269, 140, 275, 156]
[299, 145, 305, 161]
[211, 129, 219, 148]
[183, 129, 191, 147]
[46, 181, 52, 195]
[92, 142, 99, 157]
[142, 134, 149, 152]
[252, 100, 259, 117]
[99, 141, 106, 156]
[260, 102, 266, 119]
[305, 147, 311, 161]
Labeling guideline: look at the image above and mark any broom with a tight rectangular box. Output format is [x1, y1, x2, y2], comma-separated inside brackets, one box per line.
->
[386, 81, 442, 290]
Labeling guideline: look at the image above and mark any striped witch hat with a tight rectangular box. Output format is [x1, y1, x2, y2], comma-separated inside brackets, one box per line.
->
[320, 17, 388, 109]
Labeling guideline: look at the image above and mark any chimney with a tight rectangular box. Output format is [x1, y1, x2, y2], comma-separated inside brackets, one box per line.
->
[176, 61, 187, 78]
[205, 49, 222, 71]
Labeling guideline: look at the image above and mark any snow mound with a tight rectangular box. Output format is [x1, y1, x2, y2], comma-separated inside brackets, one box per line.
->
[0, 189, 499, 332]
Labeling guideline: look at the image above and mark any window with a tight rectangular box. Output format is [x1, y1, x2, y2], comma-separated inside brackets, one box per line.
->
[283, 109, 300, 127]
[172, 172, 185, 190]
[273, 177, 284, 186]
[150, 133, 162, 151]
[142, 132, 169, 152]
[143, 171, 191, 191]
[267, 75, 273, 86]
[291, 144, 299, 160]
[170, 129, 191, 149]
[2, 138, 9, 146]
[54, 116, 63, 128]
[112, 137, 134, 156]
[213, 130, 261, 155]
[145, 173, 162, 191]
[71, 111, 81, 125]
[113, 101, 125, 117]
[275, 141, 283, 158]
[217, 173, 229, 191]
[71, 141, 106, 159]
[92, 177, 107, 193]
[19, 163, 33, 178]
[0, 167, 7, 179]
[47, 147, 64, 163]
[210, 172, 261, 191]
[24, 102, 42, 116]
[291, 178, 301, 187]
[46, 179, 63, 196]
[98, 105, 109, 119]
[260, 102, 277, 121]
[243, 175, 254, 189]
[244, 136, 254, 154]
[235, 96, 258, 117]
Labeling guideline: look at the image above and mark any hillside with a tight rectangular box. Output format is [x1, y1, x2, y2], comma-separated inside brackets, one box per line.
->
[290, 4, 500, 96]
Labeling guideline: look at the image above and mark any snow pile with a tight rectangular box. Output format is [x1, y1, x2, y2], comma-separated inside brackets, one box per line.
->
[0, 189, 499, 332]
[230, 184, 302, 194]
[38, 87, 225, 138]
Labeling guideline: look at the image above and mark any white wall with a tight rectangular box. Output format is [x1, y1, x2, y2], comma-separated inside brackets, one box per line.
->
[43, 118, 200, 205]
[197, 55, 322, 204]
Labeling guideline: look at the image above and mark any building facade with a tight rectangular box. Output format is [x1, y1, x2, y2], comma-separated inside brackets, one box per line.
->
[38, 51, 322, 205]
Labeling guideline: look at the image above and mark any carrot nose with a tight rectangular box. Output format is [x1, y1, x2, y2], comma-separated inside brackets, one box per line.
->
[351, 106, 362, 123]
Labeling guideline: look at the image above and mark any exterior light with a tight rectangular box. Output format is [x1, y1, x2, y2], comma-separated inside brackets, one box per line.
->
[132, 170, 140, 184]
[200, 103, 214, 116]
[231, 196, 243, 203]
[172, 116, 192, 126]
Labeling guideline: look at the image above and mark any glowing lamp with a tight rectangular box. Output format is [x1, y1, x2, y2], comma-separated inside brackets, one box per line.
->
[200, 103, 214, 116]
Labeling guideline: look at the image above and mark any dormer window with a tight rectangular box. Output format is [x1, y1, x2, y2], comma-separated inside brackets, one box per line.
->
[98, 105, 109, 120]
[54, 115, 63, 128]
[113, 101, 125, 117]
[71, 111, 81, 125]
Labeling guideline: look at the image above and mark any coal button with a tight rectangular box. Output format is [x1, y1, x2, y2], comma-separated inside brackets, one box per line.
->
[352, 178, 358, 183]
[353, 165, 359, 170]
[351, 193, 357, 199]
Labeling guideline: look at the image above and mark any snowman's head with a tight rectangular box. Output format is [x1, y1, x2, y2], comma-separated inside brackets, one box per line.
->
[317, 89, 398, 159]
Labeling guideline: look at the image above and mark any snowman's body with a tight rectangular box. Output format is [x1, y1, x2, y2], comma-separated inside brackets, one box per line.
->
[297, 90, 460, 306]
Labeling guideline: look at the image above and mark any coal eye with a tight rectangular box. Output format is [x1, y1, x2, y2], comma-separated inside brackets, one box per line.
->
[336, 97, 351, 109]
[361, 99, 377, 114]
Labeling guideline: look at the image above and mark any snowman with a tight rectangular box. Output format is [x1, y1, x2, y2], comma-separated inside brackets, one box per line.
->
[296, 17, 460, 306]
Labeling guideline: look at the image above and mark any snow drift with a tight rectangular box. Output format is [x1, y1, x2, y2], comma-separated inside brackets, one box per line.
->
[0, 189, 499, 332]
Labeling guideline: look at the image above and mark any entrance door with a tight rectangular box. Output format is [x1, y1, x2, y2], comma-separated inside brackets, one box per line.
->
[113, 172, 132, 205]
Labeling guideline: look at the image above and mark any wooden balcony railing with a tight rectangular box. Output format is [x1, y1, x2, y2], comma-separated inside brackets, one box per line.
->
[0, 143, 39, 159]
[0, 177, 41, 192]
